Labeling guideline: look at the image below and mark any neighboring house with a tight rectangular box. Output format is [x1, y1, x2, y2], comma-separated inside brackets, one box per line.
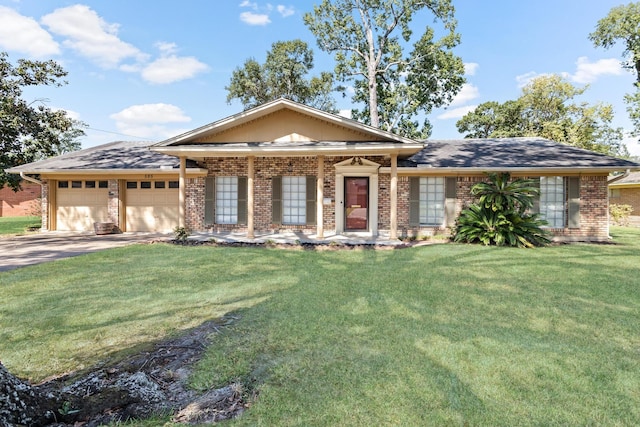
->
[0, 183, 40, 217]
[609, 171, 640, 224]
[8, 99, 640, 241]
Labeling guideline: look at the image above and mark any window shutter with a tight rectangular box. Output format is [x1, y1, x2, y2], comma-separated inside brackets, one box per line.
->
[531, 177, 540, 214]
[567, 176, 580, 228]
[204, 177, 215, 225]
[306, 175, 316, 225]
[272, 176, 282, 225]
[237, 177, 248, 225]
[409, 177, 420, 226]
[445, 177, 457, 227]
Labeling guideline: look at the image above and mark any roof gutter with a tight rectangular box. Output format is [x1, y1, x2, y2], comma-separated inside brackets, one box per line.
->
[20, 172, 42, 185]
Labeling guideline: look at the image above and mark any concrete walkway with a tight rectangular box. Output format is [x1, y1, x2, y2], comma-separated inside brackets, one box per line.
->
[0, 232, 171, 272]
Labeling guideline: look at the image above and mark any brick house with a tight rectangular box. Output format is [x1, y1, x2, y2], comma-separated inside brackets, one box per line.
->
[9, 99, 640, 241]
[609, 171, 640, 225]
[0, 183, 40, 217]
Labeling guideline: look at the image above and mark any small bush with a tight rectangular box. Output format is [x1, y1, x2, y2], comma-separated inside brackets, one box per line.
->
[173, 226, 190, 242]
[454, 172, 550, 248]
[610, 204, 634, 226]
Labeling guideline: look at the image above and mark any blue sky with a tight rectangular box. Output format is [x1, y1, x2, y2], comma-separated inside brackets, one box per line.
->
[1, 0, 639, 156]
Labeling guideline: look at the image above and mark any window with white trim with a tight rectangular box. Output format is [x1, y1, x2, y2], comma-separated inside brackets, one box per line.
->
[540, 176, 565, 228]
[282, 176, 306, 225]
[216, 176, 238, 224]
[419, 177, 445, 225]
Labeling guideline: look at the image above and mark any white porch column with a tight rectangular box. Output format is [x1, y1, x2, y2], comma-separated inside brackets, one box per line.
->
[317, 155, 324, 239]
[247, 156, 255, 239]
[179, 156, 186, 228]
[390, 153, 398, 239]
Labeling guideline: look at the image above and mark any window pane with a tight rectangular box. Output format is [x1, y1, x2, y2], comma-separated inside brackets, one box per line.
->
[98, 181, 108, 188]
[85, 181, 96, 188]
[418, 177, 444, 225]
[282, 176, 306, 225]
[127, 182, 137, 189]
[71, 181, 82, 188]
[155, 181, 166, 189]
[58, 181, 69, 188]
[216, 176, 238, 224]
[141, 181, 151, 189]
[540, 176, 565, 228]
[169, 181, 179, 188]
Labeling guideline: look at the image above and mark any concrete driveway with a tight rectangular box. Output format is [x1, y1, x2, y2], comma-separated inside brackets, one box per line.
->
[0, 232, 171, 272]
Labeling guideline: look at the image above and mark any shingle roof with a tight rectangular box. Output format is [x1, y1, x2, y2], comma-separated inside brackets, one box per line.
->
[609, 171, 640, 185]
[399, 137, 640, 170]
[7, 140, 198, 173]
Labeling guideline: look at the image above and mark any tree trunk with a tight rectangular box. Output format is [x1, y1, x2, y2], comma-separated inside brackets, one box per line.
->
[0, 362, 59, 426]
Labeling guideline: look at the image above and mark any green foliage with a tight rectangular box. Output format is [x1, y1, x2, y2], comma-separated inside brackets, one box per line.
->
[610, 203, 634, 225]
[173, 226, 189, 242]
[590, 2, 640, 82]
[471, 172, 539, 213]
[590, 3, 640, 136]
[0, 52, 85, 190]
[456, 74, 626, 156]
[454, 173, 550, 248]
[304, 0, 465, 139]
[226, 39, 337, 112]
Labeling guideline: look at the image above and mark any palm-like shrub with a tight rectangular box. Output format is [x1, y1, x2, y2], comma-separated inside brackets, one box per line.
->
[454, 173, 551, 248]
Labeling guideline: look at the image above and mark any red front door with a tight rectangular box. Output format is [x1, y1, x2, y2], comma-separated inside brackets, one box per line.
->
[345, 177, 369, 230]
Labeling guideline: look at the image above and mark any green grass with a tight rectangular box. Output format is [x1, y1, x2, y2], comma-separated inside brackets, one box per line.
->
[2, 227, 640, 425]
[0, 216, 41, 235]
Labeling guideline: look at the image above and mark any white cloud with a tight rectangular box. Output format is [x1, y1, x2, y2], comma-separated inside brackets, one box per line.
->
[449, 83, 479, 107]
[0, 6, 59, 57]
[41, 4, 146, 68]
[142, 55, 209, 84]
[110, 103, 192, 139]
[240, 11, 271, 25]
[155, 41, 178, 55]
[515, 71, 548, 88]
[437, 105, 477, 120]
[566, 56, 623, 84]
[464, 62, 479, 76]
[622, 133, 640, 157]
[240, 1, 258, 9]
[277, 5, 295, 17]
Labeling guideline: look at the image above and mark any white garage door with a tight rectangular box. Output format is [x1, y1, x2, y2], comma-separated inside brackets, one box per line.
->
[126, 180, 179, 232]
[56, 180, 109, 231]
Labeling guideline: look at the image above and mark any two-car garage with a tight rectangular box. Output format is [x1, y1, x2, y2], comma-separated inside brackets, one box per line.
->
[54, 179, 179, 232]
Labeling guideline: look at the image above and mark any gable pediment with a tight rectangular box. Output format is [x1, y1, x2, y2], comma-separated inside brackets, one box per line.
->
[194, 109, 381, 144]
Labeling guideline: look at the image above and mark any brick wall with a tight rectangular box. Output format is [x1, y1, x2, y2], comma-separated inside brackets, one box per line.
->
[0, 183, 40, 217]
[397, 175, 610, 241]
[611, 187, 640, 217]
[185, 158, 613, 241]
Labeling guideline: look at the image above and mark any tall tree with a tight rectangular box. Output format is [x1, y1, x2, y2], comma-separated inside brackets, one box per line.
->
[456, 74, 626, 157]
[0, 52, 84, 190]
[304, 0, 465, 138]
[590, 2, 640, 136]
[226, 39, 337, 112]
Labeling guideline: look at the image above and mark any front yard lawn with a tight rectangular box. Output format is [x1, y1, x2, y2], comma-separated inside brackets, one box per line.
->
[2, 227, 639, 425]
[0, 216, 40, 235]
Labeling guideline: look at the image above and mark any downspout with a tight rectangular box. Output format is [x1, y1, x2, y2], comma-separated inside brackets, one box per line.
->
[19, 172, 42, 185]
